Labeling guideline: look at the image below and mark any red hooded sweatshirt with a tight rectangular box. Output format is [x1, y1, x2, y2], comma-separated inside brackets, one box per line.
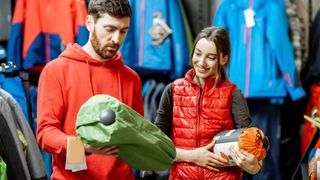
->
[36, 43, 144, 180]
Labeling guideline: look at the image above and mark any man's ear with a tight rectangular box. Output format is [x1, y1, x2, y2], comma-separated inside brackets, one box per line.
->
[86, 15, 94, 32]
[220, 55, 229, 65]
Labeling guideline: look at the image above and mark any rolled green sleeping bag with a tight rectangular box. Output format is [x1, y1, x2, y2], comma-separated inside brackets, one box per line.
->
[76, 94, 176, 171]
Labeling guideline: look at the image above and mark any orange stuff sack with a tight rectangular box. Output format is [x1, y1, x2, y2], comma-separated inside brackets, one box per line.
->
[213, 127, 269, 166]
[308, 148, 320, 180]
[238, 127, 269, 160]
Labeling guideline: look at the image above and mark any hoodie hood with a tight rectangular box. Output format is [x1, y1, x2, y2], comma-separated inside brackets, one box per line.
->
[59, 43, 125, 98]
[60, 43, 124, 67]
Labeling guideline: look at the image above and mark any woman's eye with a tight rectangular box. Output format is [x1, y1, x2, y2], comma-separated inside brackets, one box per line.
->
[208, 56, 216, 61]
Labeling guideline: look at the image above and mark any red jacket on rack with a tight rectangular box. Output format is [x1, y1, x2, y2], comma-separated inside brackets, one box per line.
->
[7, 0, 89, 71]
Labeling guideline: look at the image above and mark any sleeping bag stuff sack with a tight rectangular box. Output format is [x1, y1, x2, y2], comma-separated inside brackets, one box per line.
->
[0, 156, 7, 180]
[213, 127, 269, 166]
[76, 94, 176, 171]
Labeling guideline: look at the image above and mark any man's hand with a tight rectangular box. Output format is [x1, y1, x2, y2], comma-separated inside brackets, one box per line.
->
[84, 144, 119, 157]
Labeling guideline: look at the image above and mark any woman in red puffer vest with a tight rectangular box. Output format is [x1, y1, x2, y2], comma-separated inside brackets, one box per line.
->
[154, 27, 262, 180]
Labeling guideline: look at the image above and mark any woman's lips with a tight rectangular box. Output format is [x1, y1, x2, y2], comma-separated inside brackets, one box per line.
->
[196, 66, 207, 73]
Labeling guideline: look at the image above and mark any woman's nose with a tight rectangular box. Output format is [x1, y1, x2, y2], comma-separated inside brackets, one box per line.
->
[198, 57, 206, 67]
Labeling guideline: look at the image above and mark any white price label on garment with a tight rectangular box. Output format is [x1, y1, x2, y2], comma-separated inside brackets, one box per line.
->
[244, 8, 255, 28]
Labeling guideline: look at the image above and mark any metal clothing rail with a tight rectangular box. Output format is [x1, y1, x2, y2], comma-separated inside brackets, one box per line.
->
[0, 61, 16, 73]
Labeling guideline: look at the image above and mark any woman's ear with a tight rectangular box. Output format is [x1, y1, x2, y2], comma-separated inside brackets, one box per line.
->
[86, 15, 94, 32]
[220, 55, 229, 65]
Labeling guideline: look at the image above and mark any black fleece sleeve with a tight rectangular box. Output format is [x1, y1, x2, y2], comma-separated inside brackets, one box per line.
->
[232, 88, 252, 128]
[154, 83, 173, 136]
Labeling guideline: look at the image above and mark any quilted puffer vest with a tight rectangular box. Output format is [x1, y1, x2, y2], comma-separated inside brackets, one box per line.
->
[170, 69, 242, 180]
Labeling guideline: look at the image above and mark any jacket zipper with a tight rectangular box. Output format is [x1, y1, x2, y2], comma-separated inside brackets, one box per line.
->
[197, 84, 207, 180]
[244, 0, 254, 97]
[138, 0, 145, 66]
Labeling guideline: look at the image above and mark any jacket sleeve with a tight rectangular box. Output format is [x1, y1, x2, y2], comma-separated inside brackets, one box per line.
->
[266, 3, 305, 101]
[7, 0, 25, 69]
[168, 0, 189, 79]
[36, 63, 68, 155]
[74, 0, 89, 46]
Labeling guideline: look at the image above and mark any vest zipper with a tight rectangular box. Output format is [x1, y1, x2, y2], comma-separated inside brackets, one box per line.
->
[196, 88, 202, 148]
[197, 87, 206, 180]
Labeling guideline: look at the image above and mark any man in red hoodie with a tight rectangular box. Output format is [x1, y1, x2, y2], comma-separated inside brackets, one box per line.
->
[36, 0, 144, 179]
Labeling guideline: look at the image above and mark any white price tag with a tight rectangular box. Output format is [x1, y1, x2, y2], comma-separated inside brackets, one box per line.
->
[244, 8, 255, 28]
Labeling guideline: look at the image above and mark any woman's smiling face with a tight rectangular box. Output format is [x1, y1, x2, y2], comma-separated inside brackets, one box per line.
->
[192, 38, 220, 80]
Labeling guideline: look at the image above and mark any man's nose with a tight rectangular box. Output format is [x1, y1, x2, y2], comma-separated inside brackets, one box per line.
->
[111, 32, 120, 44]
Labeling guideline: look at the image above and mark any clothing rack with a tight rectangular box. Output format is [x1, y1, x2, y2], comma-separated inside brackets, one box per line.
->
[0, 61, 16, 73]
[0, 61, 21, 78]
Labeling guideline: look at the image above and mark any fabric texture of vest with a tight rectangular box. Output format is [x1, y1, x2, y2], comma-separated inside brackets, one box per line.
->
[170, 69, 242, 180]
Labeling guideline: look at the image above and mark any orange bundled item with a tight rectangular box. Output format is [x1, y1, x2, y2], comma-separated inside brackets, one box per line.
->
[308, 148, 320, 180]
[213, 127, 269, 166]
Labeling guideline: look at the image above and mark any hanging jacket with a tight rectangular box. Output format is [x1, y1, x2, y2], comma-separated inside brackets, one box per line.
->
[120, 0, 189, 79]
[303, 9, 320, 87]
[0, 96, 30, 180]
[0, 0, 11, 41]
[170, 69, 242, 180]
[7, 0, 89, 71]
[36, 43, 144, 180]
[0, 89, 47, 179]
[301, 83, 320, 155]
[285, 0, 307, 74]
[0, 74, 30, 126]
[213, 0, 305, 101]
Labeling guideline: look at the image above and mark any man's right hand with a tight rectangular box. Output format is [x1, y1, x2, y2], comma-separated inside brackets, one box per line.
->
[84, 144, 119, 157]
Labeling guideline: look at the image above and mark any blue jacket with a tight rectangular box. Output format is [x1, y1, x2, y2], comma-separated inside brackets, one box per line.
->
[120, 0, 189, 79]
[213, 0, 305, 101]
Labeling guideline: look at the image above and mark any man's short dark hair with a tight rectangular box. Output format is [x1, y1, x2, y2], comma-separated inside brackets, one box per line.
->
[88, 0, 132, 21]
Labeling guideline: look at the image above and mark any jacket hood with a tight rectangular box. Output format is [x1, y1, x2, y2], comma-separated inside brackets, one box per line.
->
[60, 43, 124, 67]
[234, 0, 266, 10]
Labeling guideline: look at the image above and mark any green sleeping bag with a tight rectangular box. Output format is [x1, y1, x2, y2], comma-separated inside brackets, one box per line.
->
[76, 94, 176, 171]
[0, 156, 7, 180]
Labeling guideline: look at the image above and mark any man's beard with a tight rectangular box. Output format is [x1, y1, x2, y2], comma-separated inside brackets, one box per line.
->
[91, 29, 120, 59]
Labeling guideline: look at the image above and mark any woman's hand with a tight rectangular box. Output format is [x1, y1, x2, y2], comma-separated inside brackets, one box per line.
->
[84, 144, 119, 157]
[229, 145, 262, 174]
[175, 141, 229, 171]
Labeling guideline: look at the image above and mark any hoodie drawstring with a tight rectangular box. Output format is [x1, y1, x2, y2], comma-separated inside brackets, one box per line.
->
[117, 70, 123, 102]
[85, 57, 94, 96]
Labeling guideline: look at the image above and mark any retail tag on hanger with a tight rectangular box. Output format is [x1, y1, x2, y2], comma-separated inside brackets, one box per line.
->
[149, 12, 172, 46]
[244, 8, 255, 28]
[65, 137, 87, 172]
